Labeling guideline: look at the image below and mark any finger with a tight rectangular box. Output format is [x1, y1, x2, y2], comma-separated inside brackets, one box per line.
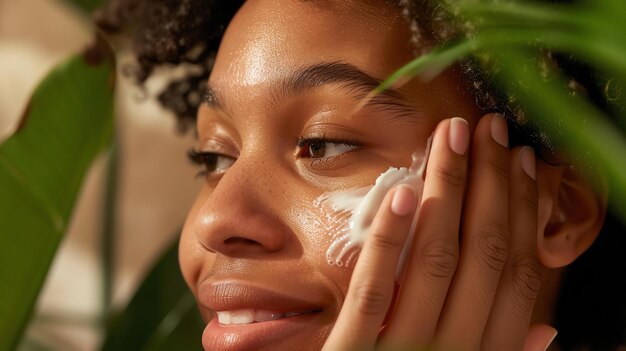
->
[381, 117, 468, 348]
[322, 185, 417, 351]
[435, 113, 511, 350]
[523, 324, 558, 351]
[482, 146, 542, 350]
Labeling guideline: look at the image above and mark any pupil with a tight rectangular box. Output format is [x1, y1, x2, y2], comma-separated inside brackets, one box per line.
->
[309, 141, 326, 158]
[202, 154, 218, 171]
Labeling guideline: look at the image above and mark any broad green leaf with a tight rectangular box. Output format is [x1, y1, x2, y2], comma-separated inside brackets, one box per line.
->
[101, 239, 204, 351]
[0, 48, 114, 350]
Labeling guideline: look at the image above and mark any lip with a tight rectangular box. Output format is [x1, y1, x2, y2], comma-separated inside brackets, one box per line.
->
[198, 280, 323, 312]
[199, 280, 325, 350]
[203, 311, 320, 351]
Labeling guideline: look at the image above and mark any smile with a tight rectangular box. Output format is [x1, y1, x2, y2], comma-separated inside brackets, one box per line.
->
[199, 280, 329, 350]
[216, 309, 322, 325]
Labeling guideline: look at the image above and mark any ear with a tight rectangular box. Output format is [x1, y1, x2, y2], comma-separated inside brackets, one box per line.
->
[536, 161, 608, 268]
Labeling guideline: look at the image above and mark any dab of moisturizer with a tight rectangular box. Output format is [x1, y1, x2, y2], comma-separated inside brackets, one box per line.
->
[314, 137, 432, 279]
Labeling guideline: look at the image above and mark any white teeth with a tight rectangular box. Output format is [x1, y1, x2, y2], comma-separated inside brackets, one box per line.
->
[216, 311, 231, 325]
[216, 309, 315, 325]
[231, 309, 255, 325]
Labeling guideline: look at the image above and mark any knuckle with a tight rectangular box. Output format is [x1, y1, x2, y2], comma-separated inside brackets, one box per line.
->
[487, 158, 509, 182]
[369, 228, 404, 252]
[507, 254, 542, 302]
[474, 222, 509, 273]
[351, 283, 390, 316]
[435, 164, 466, 188]
[520, 184, 538, 212]
[420, 238, 459, 279]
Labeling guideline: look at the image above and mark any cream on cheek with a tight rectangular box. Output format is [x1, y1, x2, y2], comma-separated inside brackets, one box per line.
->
[314, 136, 432, 279]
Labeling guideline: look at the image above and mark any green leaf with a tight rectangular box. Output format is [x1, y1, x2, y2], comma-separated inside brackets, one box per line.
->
[16, 337, 54, 351]
[374, 0, 626, 222]
[101, 239, 204, 351]
[62, 0, 105, 14]
[0, 48, 115, 350]
[494, 49, 626, 219]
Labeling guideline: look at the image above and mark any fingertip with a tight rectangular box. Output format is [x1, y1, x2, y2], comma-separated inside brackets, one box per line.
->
[490, 113, 509, 148]
[449, 117, 469, 156]
[390, 185, 417, 216]
[523, 324, 558, 351]
[520, 146, 536, 181]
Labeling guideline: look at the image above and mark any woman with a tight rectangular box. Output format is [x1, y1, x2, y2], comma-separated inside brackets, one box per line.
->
[97, 0, 624, 349]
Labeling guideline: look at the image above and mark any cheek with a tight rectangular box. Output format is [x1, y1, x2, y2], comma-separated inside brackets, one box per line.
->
[288, 197, 354, 305]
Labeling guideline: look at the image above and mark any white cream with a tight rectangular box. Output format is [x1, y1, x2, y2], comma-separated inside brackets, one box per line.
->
[314, 137, 432, 279]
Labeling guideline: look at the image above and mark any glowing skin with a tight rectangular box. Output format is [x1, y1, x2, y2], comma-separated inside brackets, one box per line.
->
[175, 0, 611, 348]
[315, 137, 432, 278]
[179, 1, 483, 350]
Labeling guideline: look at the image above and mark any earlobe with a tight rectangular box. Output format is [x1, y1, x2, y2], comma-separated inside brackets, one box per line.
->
[536, 163, 607, 268]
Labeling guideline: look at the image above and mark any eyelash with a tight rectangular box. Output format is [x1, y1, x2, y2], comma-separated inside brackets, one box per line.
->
[296, 136, 361, 158]
[188, 149, 234, 179]
[188, 136, 362, 179]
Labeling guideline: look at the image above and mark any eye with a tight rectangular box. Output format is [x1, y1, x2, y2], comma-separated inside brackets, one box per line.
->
[297, 138, 359, 159]
[188, 149, 235, 179]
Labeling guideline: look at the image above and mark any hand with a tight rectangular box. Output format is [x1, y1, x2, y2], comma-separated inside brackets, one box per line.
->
[322, 114, 558, 351]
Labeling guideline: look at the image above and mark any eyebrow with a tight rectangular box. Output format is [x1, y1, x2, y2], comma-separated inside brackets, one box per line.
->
[202, 61, 421, 121]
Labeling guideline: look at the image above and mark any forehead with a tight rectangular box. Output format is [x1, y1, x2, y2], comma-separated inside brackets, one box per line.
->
[210, 0, 414, 91]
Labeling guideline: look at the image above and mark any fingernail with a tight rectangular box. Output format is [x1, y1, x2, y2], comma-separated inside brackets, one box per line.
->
[520, 146, 536, 181]
[542, 329, 558, 351]
[490, 114, 509, 148]
[391, 185, 416, 216]
[449, 117, 469, 155]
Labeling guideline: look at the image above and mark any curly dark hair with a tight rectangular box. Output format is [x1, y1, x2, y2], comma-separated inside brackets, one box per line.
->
[95, 0, 626, 349]
[95, 0, 534, 140]
[95, 0, 244, 132]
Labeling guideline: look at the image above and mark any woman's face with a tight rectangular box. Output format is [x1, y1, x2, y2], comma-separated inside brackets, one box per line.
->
[179, 0, 481, 350]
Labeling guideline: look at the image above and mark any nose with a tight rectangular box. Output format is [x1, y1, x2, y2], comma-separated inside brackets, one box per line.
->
[191, 156, 292, 258]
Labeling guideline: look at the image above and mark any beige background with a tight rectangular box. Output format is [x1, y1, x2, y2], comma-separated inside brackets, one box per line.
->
[0, 0, 202, 349]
